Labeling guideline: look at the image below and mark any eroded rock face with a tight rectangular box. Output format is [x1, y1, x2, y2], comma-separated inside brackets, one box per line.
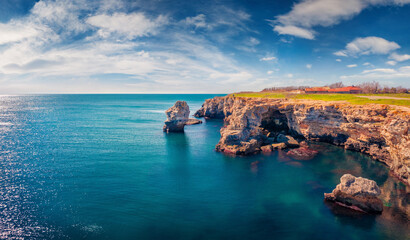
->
[324, 174, 383, 213]
[163, 101, 202, 132]
[194, 96, 410, 185]
[194, 96, 235, 119]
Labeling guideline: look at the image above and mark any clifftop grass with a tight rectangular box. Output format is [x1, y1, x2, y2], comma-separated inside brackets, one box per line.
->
[230, 92, 410, 107]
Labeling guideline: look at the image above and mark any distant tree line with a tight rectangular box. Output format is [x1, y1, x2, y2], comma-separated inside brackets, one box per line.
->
[356, 81, 408, 94]
[261, 81, 409, 94]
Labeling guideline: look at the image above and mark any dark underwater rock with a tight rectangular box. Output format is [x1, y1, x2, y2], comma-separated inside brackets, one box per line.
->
[287, 147, 318, 160]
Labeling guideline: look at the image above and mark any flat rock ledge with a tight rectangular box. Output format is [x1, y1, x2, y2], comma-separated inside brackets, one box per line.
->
[324, 174, 383, 213]
[163, 101, 202, 132]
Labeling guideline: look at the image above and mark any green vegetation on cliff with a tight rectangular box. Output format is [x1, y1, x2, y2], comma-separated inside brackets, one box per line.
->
[231, 92, 410, 107]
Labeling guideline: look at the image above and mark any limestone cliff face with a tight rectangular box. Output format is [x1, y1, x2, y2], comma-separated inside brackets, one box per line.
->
[195, 96, 410, 185]
[193, 96, 236, 119]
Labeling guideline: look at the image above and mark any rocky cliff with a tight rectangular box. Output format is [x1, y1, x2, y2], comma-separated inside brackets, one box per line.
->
[195, 96, 410, 185]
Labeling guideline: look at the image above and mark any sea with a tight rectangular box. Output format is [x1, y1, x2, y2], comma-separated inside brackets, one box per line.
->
[0, 94, 408, 240]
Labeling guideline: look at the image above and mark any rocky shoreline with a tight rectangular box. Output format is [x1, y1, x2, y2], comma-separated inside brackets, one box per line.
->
[194, 96, 410, 186]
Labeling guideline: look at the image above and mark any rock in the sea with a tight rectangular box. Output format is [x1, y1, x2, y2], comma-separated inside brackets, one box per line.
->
[324, 174, 383, 213]
[186, 118, 202, 125]
[277, 134, 300, 148]
[219, 139, 261, 155]
[261, 145, 272, 152]
[287, 147, 318, 160]
[163, 101, 202, 132]
[272, 142, 287, 150]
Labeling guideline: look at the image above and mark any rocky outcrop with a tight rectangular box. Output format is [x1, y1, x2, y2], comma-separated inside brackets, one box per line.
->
[195, 96, 410, 185]
[193, 96, 236, 119]
[324, 174, 383, 213]
[163, 101, 202, 132]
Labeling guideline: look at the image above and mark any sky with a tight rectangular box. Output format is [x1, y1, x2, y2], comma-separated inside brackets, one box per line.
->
[0, 0, 410, 94]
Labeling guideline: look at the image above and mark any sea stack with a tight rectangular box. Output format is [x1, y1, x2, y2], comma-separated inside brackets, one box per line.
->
[324, 174, 383, 213]
[163, 101, 202, 132]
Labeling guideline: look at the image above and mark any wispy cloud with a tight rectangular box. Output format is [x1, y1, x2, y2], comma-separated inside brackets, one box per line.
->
[0, 0, 268, 93]
[272, 25, 315, 40]
[270, 0, 410, 39]
[260, 56, 277, 61]
[87, 12, 168, 39]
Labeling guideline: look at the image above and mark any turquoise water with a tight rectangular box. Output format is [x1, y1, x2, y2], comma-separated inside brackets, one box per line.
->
[0, 94, 408, 240]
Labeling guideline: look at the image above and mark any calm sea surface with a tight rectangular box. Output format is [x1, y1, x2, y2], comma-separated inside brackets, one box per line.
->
[0, 94, 408, 240]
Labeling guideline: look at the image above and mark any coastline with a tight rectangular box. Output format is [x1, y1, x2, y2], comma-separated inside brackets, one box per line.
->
[194, 95, 410, 186]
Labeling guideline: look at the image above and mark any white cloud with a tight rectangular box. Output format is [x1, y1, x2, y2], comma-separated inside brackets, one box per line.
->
[87, 12, 168, 39]
[31, 0, 88, 35]
[184, 14, 207, 28]
[248, 37, 260, 46]
[0, 22, 40, 45]
[334, 37, 400, 57]
[334, 51, 348, 57]
[271, 0, 410, 39]
[286, 73, 293, 78]
[273, 25, 315, 40]
[362, 68, 396, 74]
[276, 0, 364, 28]
[183, 7, 253, 35]
[363, 62, 371, 66]
[267, 70, 274, 75]
[389, 52, 410, 62]
[306, 64, 312, 69]
[336, 59, 342, 62]
[386, 60, 397, 66]
[260, 56, 277, 61]
[347, 64, 357, 68]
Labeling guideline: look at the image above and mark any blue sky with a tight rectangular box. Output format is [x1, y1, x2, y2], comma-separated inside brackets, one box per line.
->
[0, 0, 410, 93]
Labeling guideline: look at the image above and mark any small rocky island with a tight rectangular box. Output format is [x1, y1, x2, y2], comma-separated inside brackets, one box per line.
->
[325, 174, 383, 213]
[163, 101, 202, 132]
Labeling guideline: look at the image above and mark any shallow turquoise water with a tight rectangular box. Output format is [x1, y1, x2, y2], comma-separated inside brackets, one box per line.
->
[0, 94, 408, 239]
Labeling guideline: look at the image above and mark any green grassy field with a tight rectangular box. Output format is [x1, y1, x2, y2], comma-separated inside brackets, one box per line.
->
[357, 93, 410, 99]
[231, 92, 410, 107]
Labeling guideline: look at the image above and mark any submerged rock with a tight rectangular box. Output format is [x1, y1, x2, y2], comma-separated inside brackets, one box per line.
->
[324, 174, 383, 213]
[163, 101, 202, 132]
[287, 147, 318, 160]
